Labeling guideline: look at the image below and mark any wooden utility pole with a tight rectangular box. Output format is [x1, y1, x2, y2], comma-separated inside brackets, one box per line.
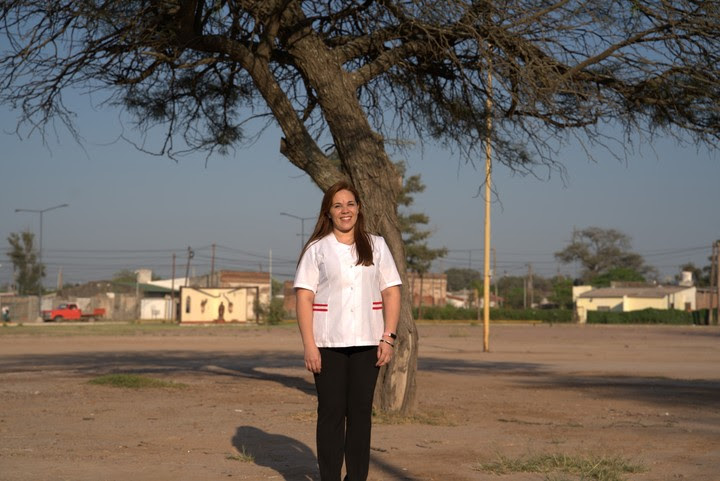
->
[528, 263, 534, 308]
[482, 55, 493, 352]
[269, 248, 273, 298]
[210, 243, 216, 287]
[171, 253, 176, 322]
[185, 247, 194, 287]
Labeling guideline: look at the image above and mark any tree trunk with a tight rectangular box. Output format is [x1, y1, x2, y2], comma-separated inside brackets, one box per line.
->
[273, 10, 418, 414]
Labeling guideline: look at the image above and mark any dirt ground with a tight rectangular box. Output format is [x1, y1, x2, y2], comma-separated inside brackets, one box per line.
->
[0, 323, 718, 481]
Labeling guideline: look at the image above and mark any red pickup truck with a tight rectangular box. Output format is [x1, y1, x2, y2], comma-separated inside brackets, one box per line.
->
[42, 303, 106, 322]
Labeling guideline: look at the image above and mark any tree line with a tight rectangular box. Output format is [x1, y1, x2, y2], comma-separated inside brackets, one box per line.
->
[446, 226, 716, 309]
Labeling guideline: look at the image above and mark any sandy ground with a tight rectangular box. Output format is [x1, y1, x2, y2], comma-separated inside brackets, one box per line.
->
[0, 323, 718, 481]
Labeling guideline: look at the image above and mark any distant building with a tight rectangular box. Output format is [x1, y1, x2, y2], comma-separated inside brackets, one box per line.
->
[153, 270, 270, 323]
[446, 289, 503, 309]
[695, 288, 719, 311]
[573, 285, 696, 323]
[406, 272, 446, 307]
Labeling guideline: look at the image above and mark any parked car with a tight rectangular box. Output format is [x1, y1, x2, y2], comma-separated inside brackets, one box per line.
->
[42, 303, 106, 322]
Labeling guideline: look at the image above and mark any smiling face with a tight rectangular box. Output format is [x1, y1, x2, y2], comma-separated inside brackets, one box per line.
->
[328, 189, 359, 235]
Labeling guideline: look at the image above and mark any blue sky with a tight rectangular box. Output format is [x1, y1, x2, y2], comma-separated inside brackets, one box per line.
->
[1, 93, 718, 288]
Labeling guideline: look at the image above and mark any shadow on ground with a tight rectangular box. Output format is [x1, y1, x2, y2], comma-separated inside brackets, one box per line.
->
[0, 350, 315, 394]
[232, 425, 317, 481]
[231, 426, 422, 481]
[3, 349, 718, 413]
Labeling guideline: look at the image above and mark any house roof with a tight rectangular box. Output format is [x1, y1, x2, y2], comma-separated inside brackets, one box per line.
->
[578, 286, 693, 299]
[219, 270, 270, 284]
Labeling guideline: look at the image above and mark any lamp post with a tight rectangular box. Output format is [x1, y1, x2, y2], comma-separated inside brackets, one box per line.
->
[280, 212, 314, 251]
[15, 203, 69, 318]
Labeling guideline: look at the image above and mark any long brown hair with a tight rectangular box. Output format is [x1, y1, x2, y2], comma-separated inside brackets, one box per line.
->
[298, 181, 373, 266]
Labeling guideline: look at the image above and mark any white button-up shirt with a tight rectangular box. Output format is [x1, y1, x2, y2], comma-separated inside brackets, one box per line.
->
[293, 233, 402, 348]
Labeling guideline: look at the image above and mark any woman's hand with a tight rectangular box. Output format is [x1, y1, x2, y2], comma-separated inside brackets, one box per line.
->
[304, 344, 322, 373]
[376, 338, 394, 367]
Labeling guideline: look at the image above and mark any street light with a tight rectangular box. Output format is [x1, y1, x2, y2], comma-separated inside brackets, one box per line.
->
[15, 203, 69, 317]
[280, 212, 315, 251]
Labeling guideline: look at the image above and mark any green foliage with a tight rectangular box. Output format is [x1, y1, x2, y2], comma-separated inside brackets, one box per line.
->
[587, 308, 694, 325]
[549, 277, 573, 309]
[496, 276, 526, 308]
[7, 230, 43, 295]
[227, 446, 255, 463]
[591, 267, 646, 287]
[256, 295, 287, 325]
[445, 268, 481, 291]
[88, 373, 186, 389]
[271, 278, 284, 297]
[413, 305, 573, 323]
[692, 309, 711, 325]
[265, 297, 286, 325]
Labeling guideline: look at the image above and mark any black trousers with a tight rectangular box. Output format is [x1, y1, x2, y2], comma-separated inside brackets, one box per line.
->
[314, 346, 379, 481]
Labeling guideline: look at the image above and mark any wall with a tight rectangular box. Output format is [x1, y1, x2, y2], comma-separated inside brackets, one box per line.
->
[576, 296, 623, 313]
[180, 287, 251, 323]
[0, 295, 38, 322]
[140, 298, 173, 321]
[407, 272, 447, 307]
[623, 296, 668, 311]
[696, 288, 719, 310]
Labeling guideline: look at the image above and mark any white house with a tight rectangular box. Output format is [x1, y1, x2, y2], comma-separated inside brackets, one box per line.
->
[573, 285, 696, 323]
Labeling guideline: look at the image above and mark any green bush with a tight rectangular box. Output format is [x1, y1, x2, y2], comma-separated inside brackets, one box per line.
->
[587, 308, 694, 325]
[265, 297, 287, 325]
[413, 306, 573, 323]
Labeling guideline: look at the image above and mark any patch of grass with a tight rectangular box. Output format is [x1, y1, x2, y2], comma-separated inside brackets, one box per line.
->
[0, 322, 298, 337]
[472, 453, 645, 481]
[227, 445, 254, 463]
[88, 373, 187, 389]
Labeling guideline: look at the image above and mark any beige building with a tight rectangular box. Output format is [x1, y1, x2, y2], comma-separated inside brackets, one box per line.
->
[574, 285, 696, 323]
[180, 287, 255, 323]
[407, 272, 447, 307]
[151, 270, 271, 323]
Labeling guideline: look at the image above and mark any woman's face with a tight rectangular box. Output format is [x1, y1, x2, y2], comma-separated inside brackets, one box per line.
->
[328, 189, 359, 234]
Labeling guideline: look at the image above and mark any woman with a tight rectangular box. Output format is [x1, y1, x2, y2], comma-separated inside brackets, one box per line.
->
[294, 181, 402, 481]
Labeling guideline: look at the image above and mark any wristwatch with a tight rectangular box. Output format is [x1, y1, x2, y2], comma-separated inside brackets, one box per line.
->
[383, 332, 397, 340]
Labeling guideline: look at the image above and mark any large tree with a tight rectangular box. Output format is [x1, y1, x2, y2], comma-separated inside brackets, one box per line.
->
[555, 227, 654, 283]
[2, 1, 719, 413]
[7, 231, 43, 295]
